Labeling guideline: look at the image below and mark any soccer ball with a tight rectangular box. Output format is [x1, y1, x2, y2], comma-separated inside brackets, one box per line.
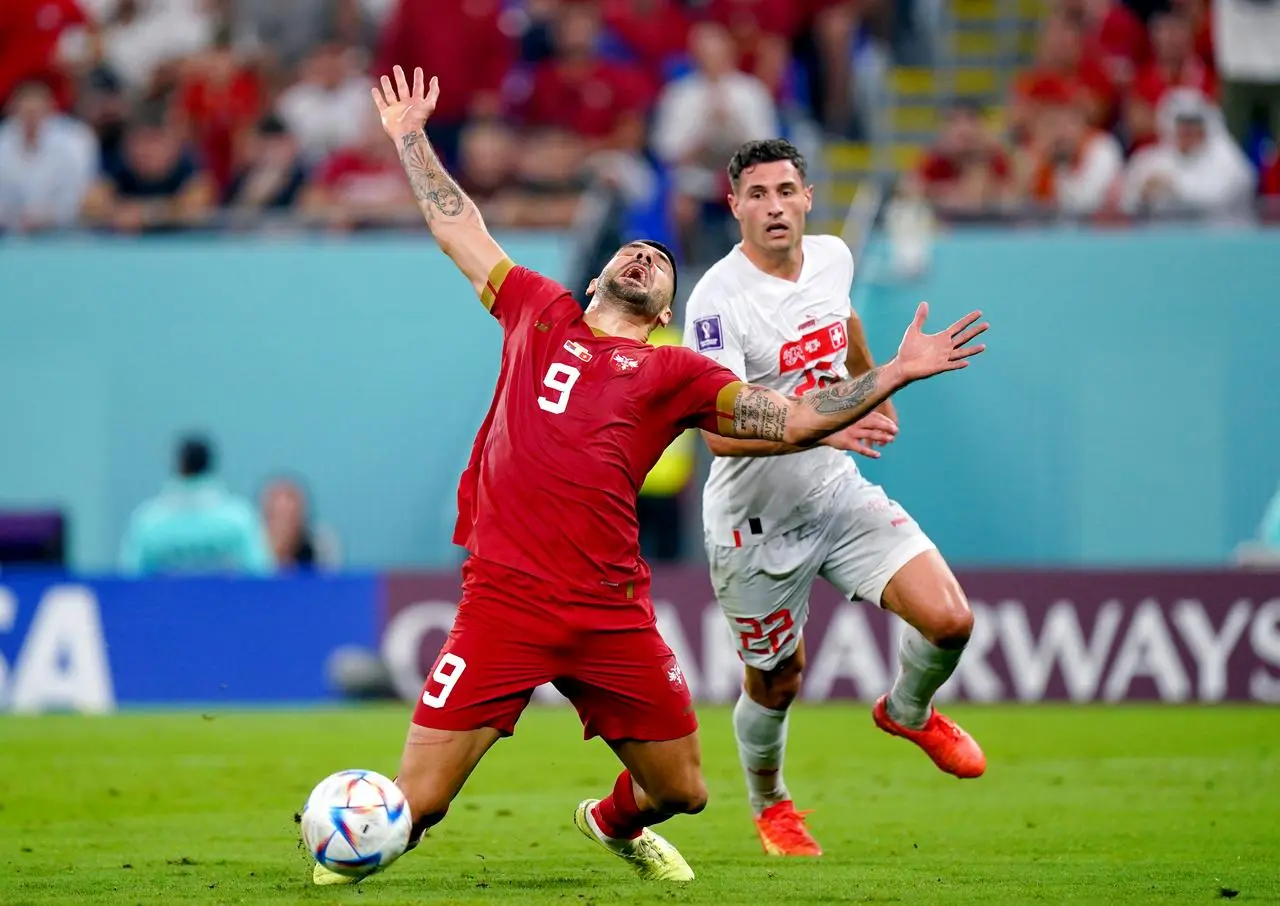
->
[300, 769, 412, 878]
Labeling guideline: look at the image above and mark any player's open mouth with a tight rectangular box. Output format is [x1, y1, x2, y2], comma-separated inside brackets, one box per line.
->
[766, 222, 789, 237]
[622, 264, 648, 283]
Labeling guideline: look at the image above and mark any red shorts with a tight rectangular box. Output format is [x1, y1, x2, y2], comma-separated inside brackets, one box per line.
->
[411, 559, 697, 742]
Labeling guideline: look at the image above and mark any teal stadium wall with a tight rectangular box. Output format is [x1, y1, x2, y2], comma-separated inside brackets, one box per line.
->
[1, 228, 1276, 571]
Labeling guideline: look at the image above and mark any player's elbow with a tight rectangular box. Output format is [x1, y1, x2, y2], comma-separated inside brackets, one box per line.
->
[701, 430, 739, 457]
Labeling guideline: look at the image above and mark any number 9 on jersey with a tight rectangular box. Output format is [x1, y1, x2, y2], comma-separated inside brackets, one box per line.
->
[538, 363, 580, 415]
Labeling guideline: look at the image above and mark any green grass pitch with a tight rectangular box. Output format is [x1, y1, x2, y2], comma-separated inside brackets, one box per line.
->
[1, 704, 1276, 904]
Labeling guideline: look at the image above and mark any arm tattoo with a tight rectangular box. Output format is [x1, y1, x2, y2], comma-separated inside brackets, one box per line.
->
[733, 386, 789, 442]
[399, 132, 467, 220]
[804, 367, 881, 415]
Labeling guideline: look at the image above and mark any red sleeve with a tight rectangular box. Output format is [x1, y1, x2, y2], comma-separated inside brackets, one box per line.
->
[989, 150, 1012, 180]
[917, 152, 954, 184]
[475, 10, 512, 96]
[659, 346, 743, 433]
[1131, 67, 1165, 107]
[317, 153, 358, 187]
[373, 0, 410, 80]
[486, 261, 577, 333]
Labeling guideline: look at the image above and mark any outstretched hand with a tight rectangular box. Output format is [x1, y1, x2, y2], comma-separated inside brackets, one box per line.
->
[372, 65, 439, 143]
[821, 411, 899, 458]
[894, 302, 988, 383]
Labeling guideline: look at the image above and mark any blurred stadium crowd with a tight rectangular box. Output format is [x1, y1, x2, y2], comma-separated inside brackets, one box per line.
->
[0, 0, 1277, 242]
[914, 0, 1280, 223]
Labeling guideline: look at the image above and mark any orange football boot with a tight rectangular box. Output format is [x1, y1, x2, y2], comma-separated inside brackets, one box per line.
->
[753, 801, 823, 857]
[872, 694, 986, 779]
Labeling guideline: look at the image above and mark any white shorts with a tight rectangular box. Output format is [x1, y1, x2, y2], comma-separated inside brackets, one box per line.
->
[705, 473, 935, 671]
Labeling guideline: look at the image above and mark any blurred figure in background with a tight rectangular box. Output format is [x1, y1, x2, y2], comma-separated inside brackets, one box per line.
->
[915, 99, 1014, 219]
[501, 126, 590, 229]
[653, 21, 777, 266]
[224, 113, 308, 212]
[301, 113, 418, 229]
[373, 0, 510, 168]
[1016, 81, 1123, 215]
[1124, 10, 1216, 152]
[1119, 89, 1255, 222]
[0, 0, 92, 111]
[0, 81, 97, 233]
[120, 435, 274, 576]
[230, 0, 364, 77]
[174, 30, 263, 191]
[701, 0, 798, 98]
[1058, 0, 1149, 93]
[1010, 13, 1116, 139]
[82, 103, 216, 232]
[601, 0, 691, 85]
[514, 1, 651, 156]
[77, 66, 130, 171]
[91, 0, 214, 97]
[1213, 0, 1280, 148]
[260, 475, 340, 571]
[276, 41, 371, 165]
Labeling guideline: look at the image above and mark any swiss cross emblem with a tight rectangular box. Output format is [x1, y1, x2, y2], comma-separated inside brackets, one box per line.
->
[610, 350, 640, 373]
[829, 322, 846, 348]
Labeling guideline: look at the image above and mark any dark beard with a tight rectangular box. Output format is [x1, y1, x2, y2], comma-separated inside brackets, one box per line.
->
[603, 273, 665, 318]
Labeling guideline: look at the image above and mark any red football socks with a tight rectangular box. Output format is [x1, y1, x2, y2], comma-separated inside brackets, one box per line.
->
[591, 770, 652, 840]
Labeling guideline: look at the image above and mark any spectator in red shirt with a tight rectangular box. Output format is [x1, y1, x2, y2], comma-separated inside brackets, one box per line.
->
[1011, 13, 1117, 140]
[701, 0, 804, 96]
[0, 0, 91, 111]
[373, 0, 512, 169]
[302, 116, 419, 231]
[1061, 0, 1150, 91]
[601, 0, 691, 84]
[1125, 11, 1217, 152]
[916, 100, 1015, 218]
[515, 2, 651, 154]
[175, 36, 264, 193]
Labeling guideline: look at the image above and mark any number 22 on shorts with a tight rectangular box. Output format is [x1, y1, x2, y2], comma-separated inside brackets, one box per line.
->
[421, 652, 467, 708]
[735, 608, 796, 655]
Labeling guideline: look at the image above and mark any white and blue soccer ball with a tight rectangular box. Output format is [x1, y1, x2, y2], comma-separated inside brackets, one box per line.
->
[300, 769, 412, 878]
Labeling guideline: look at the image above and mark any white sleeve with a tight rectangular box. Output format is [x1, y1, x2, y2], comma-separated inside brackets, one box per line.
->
[651, 81, 703, 165]
[1119, 149, 1162, 213]
[1061, 134, 1123, 214]
[735, 79, 779, 143]
[683, 277, 748, 380]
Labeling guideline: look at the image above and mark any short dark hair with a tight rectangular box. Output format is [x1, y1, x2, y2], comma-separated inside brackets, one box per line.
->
[728, 138, 807, 189]
[176, 435, 214, 478]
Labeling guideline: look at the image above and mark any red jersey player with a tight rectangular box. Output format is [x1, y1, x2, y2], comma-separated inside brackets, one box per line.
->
[311, 65, 987, 887]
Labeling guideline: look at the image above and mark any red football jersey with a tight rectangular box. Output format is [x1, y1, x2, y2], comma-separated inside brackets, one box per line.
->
[453, 262, 740, 607]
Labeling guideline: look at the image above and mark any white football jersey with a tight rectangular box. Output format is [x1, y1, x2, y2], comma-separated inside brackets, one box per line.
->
[683, 234, 862, 547]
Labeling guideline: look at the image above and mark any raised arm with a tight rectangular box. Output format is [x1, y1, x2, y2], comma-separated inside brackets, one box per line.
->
[373, 66, 506, 303]
[716, 303, 987, 445]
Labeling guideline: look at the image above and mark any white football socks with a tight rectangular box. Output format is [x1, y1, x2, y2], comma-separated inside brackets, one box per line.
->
[887, 626, 965, 729]
[733, 692, 791, 815]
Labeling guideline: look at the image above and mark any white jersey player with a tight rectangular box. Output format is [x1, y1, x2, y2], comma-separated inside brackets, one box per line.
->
[684, 139, 986, 858]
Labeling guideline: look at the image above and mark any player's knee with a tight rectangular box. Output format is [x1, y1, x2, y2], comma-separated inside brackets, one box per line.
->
[757, 668, 803, 711]
[648, 775, 709, 816]
[744, 652, 805, 711]
[928, 597, 974, 649]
